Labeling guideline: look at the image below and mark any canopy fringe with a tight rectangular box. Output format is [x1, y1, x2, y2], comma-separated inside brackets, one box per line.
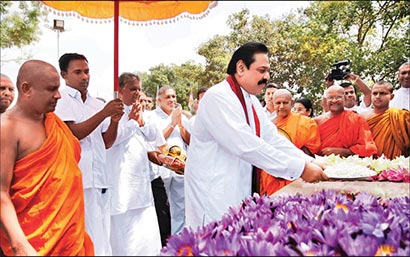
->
[40, 1, 217, 26]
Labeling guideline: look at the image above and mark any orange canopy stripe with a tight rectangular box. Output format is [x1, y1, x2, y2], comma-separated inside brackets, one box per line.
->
[41, 1, 217, 21]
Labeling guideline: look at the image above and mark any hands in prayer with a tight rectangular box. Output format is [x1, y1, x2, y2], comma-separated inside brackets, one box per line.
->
[128, 102, 144, 127]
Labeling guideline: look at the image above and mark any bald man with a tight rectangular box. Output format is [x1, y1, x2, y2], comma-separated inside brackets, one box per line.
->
[314, 85, 377, 158]
[0, 60, 94, 256]
[0, 73, 15, 113]
[360, 81, 410, 159]
[260, 89, 321, 195]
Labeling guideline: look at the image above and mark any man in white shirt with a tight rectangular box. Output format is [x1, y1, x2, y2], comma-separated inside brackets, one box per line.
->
[189, 87, 208, 129]
[340, 79, 371, 114]
[262, 82, 280, 121]
[139, 90, 173, 246]
[184, 42, 328, 229]
[150, 86, 190, 235]
[54, 53, 124, 256]
[390, 62, 410, 110]
[107, 72, 171, 255]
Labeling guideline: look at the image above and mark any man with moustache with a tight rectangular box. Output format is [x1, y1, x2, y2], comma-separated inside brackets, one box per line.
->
[1, 60, 93, 256]
[54, 53, 124, 256]
[184, 42, 329, 229]
[107, 72, 181, 255]
[0, 74, 15, 113]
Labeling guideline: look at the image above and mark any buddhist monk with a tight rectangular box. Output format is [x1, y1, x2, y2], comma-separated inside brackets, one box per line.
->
[0, 60, 94, 256]
[260, 89, 321, 195]
[314, 85, 377, 157]
[361, 81, 410, 159]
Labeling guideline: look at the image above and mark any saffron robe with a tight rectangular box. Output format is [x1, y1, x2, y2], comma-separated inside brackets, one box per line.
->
[0, 112, 94, 256]
[366, 108, 410, 159]
[318, 110, 377, 157]
[260, 112, 321, 195]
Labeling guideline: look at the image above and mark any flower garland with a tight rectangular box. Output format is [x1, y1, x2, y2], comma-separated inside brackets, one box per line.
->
[161, 190, 410, 256]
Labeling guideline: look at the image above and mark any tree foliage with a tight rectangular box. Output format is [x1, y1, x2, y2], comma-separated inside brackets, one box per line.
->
[138, 61, 206, 110]
[196, 0, 409, 114]
[136, 1, 408, 114]
[0, 1, 45, 49]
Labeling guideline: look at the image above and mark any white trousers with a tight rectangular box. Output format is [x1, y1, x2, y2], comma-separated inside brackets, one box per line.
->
[110, 206, 162, 256]
[83, 188, 112, 256]
[162, 174, 185, 234]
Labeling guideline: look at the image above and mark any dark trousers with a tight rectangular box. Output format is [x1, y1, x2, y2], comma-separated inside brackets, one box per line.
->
[151, 176, 171, 247]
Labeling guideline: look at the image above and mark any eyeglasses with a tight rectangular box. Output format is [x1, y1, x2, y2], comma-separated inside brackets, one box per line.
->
[326, 95, 344, 101]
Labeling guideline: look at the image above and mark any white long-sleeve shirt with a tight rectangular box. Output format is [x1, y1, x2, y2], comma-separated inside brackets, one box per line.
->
[185, 79, 312, 229]
[54, 86, 110, 189]
[150, 106, 190, 179]
[390, 87, 410, 110]
[106, 105, 165, 215]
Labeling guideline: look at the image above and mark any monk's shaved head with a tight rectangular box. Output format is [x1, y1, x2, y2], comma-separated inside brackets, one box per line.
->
[273, 88, 294, 119]
[273, 88, 292, 100]
[17, 60, 58, 91]
[326, 85, 345, 97]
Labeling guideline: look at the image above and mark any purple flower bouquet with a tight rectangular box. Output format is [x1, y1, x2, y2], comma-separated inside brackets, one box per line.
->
[161, 190, 410, 256]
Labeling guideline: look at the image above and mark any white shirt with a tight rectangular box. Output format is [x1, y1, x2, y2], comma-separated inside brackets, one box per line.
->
[54, 86, 110, 189]
[263, 106, 277, 121]
[390, 87, 410, 110]
[150, 106, 190, 179]
[185, 79, 312, 229]
[344, 95, 371, 114]
[106, 105, 163, 214]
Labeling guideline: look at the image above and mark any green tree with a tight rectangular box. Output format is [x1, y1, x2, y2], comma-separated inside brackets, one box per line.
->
[196, 1, 409, 114]
[0, 1, 45, 49]
[138, 61, 206, 110]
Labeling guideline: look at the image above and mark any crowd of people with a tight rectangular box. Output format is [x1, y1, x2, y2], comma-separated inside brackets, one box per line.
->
[0, 42, 409, 256]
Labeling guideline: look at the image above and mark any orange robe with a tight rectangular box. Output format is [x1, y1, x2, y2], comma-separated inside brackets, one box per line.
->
[0, 113, 94, 256]
[260, 113, 321, 196]
[366, 108, 410, 159]
[318, 110, 377, 157]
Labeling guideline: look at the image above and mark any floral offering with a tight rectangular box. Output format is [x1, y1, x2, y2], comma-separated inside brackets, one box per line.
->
[316, 155, 410, 182]
[161, 191, 410, 256]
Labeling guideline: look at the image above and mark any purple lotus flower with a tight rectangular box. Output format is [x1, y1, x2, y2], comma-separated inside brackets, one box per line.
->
[160, 190, 410, 256]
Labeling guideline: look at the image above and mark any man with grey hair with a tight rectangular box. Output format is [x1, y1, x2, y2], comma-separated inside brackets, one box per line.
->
[0, 73, 15, 113]
[150, 85, 190, 235]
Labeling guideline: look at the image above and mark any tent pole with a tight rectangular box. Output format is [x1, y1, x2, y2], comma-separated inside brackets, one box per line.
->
[113, 0, 119, 98]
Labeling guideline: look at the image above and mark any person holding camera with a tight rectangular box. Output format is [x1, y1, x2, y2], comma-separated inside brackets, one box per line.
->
[322, 60, 371, 114]
[339, 73, 372, 113]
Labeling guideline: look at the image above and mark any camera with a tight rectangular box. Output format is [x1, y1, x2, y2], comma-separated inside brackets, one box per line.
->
[327, 59, 351, 81]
